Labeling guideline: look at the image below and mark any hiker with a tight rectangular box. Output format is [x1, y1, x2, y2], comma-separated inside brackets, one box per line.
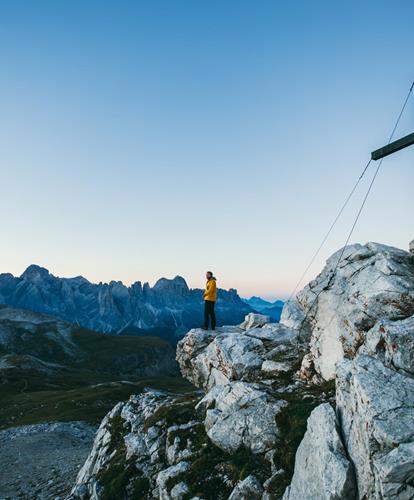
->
[203, 271, 217, 330]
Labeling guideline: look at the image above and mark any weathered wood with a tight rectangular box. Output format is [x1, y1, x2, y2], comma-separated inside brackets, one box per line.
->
[371, 132, 414, 161]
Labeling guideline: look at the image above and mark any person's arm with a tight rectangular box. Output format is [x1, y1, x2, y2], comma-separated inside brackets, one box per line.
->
[203, 282, 209, 298]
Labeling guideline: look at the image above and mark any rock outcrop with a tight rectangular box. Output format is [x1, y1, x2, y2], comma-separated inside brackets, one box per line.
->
[292, 242, 414, 381]
[336, 356, 414, 499]
[284, 241, 414, 500]
[70, 240, 414, 499]
[176, 313, 301, 390]
[282, 404, 356, 500]
[70, 312, 326, 499]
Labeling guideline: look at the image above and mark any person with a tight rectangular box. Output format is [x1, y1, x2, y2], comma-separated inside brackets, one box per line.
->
[203, 271, 217, 330]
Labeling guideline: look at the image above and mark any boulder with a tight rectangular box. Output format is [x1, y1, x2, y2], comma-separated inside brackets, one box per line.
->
[156, 462, 190, 500]
[336, 356, 414, 499]
[282, 403, 356, 500]
[197, 381, 287, 454]
[261, 360, 290, 375]
[240, 313, 271, 330]
[228, 474, 263, 499]
[280, 299, 311, 340]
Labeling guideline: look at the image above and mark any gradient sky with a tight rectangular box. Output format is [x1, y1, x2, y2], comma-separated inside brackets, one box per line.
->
[1, 1, 413, 299]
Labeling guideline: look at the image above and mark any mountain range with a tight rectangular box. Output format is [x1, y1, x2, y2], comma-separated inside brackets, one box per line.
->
[243, 295, 284, 321]
[0, 265, 252, 338]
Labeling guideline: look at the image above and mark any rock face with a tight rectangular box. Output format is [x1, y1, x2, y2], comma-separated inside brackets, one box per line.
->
[70, 239, 414, 499]
[283, 404, 356, 500]
[336, 356, 414, 499]
[284, 241, 414, 500]
[293, 242, 414, 381]
[0, 265, 251, 337]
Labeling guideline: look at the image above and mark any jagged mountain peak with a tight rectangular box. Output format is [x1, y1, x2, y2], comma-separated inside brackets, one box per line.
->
[20, 264, 51, 281]
[153, 275, 189, 290]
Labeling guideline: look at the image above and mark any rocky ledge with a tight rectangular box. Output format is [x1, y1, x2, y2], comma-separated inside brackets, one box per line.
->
[69, 240, 414, 499]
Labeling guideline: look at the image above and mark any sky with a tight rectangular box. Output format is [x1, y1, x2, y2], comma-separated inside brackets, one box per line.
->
[0, 1, 413, 299]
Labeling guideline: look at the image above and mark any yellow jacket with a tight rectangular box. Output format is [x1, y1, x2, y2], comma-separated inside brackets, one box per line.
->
[204, 278, 217, 302]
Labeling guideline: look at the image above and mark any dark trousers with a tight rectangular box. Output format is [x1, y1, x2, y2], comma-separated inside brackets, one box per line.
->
[204, 300, 216, 330]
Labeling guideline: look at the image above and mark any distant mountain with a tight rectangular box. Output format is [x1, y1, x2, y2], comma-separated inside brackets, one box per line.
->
[243, 296, 284, 321]
[0, 265, 252, 338]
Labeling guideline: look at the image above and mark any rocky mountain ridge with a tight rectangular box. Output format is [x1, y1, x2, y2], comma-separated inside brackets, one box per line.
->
[69, 240, 414, 499]
[0, 266, 251, 338]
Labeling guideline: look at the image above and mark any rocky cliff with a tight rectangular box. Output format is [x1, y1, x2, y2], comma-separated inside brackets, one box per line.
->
[69, 240, 414, 499]
[0, 266, 251, 338]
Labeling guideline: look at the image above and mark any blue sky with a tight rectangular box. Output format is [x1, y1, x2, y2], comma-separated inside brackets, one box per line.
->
[1, 1, 413, 299]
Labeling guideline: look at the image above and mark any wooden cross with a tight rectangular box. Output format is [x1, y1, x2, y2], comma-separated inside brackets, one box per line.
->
[371, 132, 414, 160]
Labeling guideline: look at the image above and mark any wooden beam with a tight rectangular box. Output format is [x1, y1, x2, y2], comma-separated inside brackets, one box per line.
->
[371, 132, 414, 161]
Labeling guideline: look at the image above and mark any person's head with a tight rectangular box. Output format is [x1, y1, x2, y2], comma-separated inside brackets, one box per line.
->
[206, 271, 213, 280]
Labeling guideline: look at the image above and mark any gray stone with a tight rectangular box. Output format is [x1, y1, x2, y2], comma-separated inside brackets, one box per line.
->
[240, 313, 271, 330]
[359, 315, 414, 376]
[374, 442, 414, 499]
[176, 316, 299, 391]
[296, 242, 414, 380]
[156, 462, 190, 500]
[198, 381, 287, 454]
[282, 403, 355, 500]
[336, 356, 414, 499]
[228, 474, 263, 499]
[261, 360, 290, 375]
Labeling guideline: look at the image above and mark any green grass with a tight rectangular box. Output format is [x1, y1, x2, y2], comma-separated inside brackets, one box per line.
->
[0, 313, 189, 429]
[0, 372, 193, 429]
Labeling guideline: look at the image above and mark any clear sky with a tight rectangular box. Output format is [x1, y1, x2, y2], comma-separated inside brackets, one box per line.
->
[1, 1, 413, 299]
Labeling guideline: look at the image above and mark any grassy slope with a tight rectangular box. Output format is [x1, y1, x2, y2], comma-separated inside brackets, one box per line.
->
[0, 310, 191, 430]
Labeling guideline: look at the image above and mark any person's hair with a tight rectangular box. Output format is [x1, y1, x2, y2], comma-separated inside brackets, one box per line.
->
[206, 271, 213, 278]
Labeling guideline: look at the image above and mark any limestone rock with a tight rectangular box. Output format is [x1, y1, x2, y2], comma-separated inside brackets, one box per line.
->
[261, 360, 290, 375]
[296, 242, 414, 380]
[282, 403, 356, 500]
[197, 381, 287, 454]
[176, 315, 300, 391]
[70, 390, 200, 499]
[228, 474, 263, 499]
[336, 355, 414, 499]
[374, 442, 414, 499]
[240, 313, 271, 330]
[359, 314, 414, 376]
[280, 299, 311, 340]
[156, 462, 189, 500]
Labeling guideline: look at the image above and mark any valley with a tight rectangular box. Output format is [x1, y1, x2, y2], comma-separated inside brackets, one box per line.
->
[0, 305, 191, 429]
